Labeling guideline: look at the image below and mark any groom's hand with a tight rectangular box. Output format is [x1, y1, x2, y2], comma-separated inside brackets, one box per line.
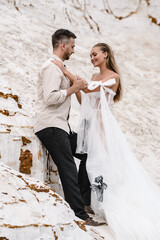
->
[73, 77, 88, 90]
[76, 76, 88, 88]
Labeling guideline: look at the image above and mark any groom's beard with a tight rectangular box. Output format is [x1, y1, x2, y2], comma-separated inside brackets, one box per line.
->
[64, 50, 70, 60]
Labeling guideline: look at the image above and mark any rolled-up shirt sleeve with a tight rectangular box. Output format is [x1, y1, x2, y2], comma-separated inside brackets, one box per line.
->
[42, 63, 67, 105]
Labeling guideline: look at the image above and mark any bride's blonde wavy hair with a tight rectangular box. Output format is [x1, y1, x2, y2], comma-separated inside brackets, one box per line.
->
[93, 43, 122, 102]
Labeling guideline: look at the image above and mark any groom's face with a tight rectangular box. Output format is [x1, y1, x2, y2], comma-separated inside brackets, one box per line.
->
[63, 38, 75, 60]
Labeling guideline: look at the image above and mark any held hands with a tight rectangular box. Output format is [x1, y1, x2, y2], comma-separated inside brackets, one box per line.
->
[51, 59, 66, 74]
[73, 76, 88, 90]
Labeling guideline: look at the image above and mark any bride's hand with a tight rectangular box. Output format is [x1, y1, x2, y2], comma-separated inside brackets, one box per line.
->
[75, 76, 88, 88]
[51, 59, 66, 74]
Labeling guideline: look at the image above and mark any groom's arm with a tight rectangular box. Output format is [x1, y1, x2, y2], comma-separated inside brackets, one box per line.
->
[42, 64, 67, 105]
[42, 64, 87, 105]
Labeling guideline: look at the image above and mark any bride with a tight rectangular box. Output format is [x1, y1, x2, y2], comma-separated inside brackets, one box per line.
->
[52, 43, 160, 240]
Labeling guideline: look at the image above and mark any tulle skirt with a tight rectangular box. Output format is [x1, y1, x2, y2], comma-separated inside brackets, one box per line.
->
[76, 89, 160, 240]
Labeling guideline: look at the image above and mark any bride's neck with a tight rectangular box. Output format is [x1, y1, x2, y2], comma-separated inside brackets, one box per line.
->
[99, 64, 110, 76]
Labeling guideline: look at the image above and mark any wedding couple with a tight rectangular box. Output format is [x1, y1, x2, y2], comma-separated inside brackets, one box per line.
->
[34, 29, 160, 238]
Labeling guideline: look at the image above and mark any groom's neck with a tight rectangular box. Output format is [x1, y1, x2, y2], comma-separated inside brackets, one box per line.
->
[53, 50, 64, 62]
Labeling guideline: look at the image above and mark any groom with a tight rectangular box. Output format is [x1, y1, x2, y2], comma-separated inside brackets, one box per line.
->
[34, 29, 103, 226]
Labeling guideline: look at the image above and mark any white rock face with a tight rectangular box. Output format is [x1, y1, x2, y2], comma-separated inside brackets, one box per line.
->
[0, 0, 160, 183]
[0, 0, 160, 239]
[0, 162, 94, 240]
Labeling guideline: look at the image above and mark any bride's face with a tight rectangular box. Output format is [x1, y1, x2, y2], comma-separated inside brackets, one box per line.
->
[90, 47, 107, 67]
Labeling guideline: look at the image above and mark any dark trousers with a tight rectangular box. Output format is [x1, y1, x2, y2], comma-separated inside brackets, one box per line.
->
[69, 131, 91, 206]
[36, 127, 90, 220]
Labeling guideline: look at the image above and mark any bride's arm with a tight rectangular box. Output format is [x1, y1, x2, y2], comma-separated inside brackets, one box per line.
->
[51, 59, 119, 97]
[51, 59, 83, 104]
[51, 59, 76, 84]
[82, 73, 100, 93]
[75, 90, 81, 104]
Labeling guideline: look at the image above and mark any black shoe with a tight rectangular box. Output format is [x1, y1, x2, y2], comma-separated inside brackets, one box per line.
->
[85, 217, 106, 226]
[85, 205, 95, 215]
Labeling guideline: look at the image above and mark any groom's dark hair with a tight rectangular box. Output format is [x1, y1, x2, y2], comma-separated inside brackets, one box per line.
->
[52, 29, 76, 49]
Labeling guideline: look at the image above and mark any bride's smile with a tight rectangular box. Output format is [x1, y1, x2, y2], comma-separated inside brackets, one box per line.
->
[90, 47, 107, 67]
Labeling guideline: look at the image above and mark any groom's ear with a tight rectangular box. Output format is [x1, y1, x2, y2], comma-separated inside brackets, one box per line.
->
[61, 42, 66, 51]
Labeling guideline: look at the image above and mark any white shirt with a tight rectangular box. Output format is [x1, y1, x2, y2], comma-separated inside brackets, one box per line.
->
[34, 54, 71, 133]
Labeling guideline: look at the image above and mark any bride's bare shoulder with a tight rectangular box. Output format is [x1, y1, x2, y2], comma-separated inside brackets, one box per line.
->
[107, 72, 120, 85]
[108, 71, 119, 79]
[91, 73, 99, 81]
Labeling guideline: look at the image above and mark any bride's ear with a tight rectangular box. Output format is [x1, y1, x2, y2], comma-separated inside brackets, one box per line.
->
[104, 52, 108, 59]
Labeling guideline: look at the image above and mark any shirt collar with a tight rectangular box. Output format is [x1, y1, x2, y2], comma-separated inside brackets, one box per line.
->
[51, 54, 63, 63]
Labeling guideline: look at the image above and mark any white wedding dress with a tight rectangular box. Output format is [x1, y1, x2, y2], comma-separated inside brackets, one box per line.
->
[76, 79, 160, 240]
